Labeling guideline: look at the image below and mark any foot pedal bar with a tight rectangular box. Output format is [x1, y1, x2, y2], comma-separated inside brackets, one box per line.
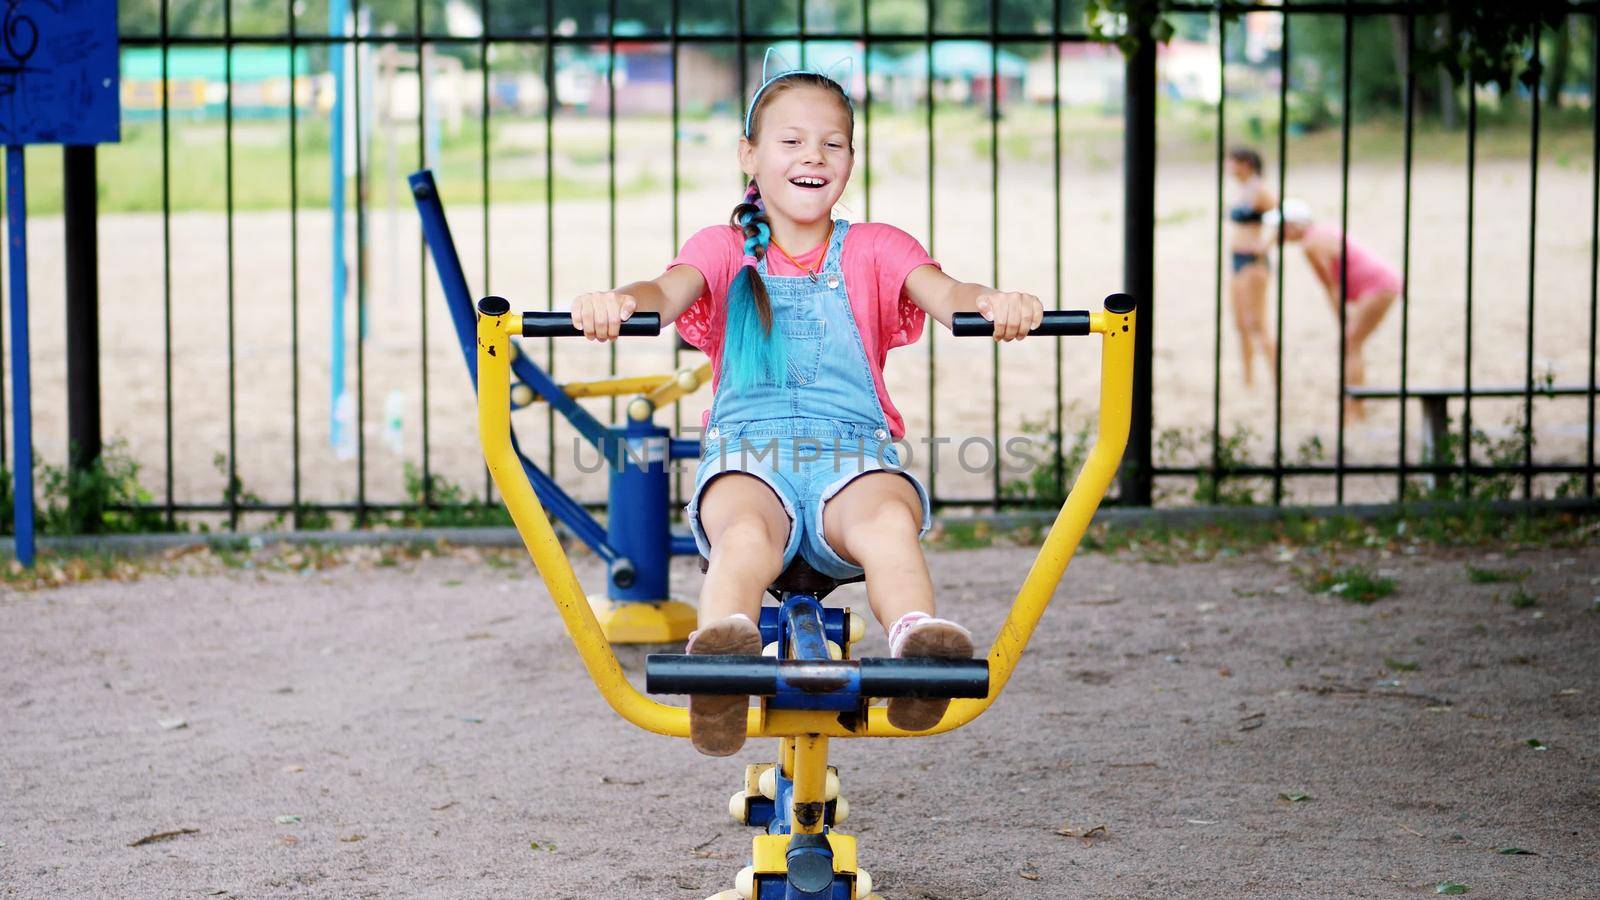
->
[645, 654, 989, 700]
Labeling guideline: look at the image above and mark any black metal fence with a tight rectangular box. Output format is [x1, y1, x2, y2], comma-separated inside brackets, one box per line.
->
[1155, 1, 1598, 510]
[4, 1, 1598, 532]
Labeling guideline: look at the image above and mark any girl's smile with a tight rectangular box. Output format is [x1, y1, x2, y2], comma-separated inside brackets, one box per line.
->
[739, 86, 854, 249]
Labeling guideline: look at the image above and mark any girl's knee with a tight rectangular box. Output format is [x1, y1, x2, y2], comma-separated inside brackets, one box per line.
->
[699, 474, 789, 540]
[710, 513, 788, 559]
[835, 492, 921, 551]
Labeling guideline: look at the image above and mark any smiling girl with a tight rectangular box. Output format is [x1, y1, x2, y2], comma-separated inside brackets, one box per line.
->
[568, 61, 1044, 756]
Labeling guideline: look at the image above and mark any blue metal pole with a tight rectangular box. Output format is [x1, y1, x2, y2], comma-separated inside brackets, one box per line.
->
[7, 146, 34, 566]
[782, 596, 832, 662]
[329, 0, 349, 449]
[608, 418, 671, 601]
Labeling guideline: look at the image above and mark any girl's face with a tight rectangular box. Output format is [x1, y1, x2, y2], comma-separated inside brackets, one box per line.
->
[1227, 156, 1256, 183]
[738, 86, 853, 228]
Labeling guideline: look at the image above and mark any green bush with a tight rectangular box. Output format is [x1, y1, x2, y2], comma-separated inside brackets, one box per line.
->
[2, 441, 173, 536]
[388, 462, 512, 528]
[1001, 413, 1093, 507]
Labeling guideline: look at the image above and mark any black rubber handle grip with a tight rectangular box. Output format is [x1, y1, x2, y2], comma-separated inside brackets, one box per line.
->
[520, 311, 661, 338]
[949, 293, 1137, 337]
[951, 310, 1091, 337]
[476, 298, 662, 337]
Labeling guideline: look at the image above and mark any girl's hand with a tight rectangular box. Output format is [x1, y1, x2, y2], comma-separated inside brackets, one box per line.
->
[570, 291, 637, 342]
[975, 291, 1044, 342]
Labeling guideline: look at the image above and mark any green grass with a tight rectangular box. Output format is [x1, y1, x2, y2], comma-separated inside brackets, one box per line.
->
[1080, 506, 1595, 565]
[21, 97, 1586, 216]
[1165, 102, 1600, 169]
[22, 116, 675, 216]
[1466, 564, 1531, 584]
[0, 537, 350, 591]
[383, 463, 513, 529]
[4, 481, 1594, 591]
[929, 519, 995, 550]
[2, 550, 145, 590]
[1503, 588, 1539, 609]
[1304, 564, 1396, 605]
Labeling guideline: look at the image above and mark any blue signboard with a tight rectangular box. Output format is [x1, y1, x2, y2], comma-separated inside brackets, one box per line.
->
[0, 0, 119, 145]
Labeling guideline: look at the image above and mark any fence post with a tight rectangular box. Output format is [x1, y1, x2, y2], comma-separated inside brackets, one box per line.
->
[65, 144, 102, 531]
[1121, 23, 1156, 506]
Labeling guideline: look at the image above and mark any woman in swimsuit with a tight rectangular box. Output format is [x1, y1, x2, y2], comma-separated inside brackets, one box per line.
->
[1266, 198, 1402, 421]
[1227, 146, 1278, 387]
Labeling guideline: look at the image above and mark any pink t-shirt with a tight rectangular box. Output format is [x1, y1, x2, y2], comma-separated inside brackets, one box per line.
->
[668, 222, 938, 440]
[1304, 223, 1402, 301]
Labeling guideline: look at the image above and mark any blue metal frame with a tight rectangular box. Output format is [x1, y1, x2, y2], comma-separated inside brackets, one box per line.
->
[763, 598, 861, 712]
[755, 872, 852, 900]
[8, 147, 34, 566]
[758, 603, 848, 650]
[408, 168, 701, 598]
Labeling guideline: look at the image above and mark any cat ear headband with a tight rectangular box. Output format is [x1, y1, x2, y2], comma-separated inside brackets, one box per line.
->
[743, 47, 855, 137]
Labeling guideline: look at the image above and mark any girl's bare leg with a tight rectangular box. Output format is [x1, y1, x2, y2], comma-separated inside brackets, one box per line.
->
[1347, 289, 1398, 348]
[1232, 264, 1273, 386]
[821, 472, 933, 629]
[1229, 273, 1257, 386]
[1247, 268, 1278, 383]
[697, 474, 788, 625]
[1342, 290, 1398, 422]
[823, 472, 972, 730]
[689, 473, 789, 756]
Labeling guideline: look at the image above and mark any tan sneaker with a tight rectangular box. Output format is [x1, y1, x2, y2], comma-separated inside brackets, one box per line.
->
[685, 613, 763, 756]
[886, 612, 974, 731]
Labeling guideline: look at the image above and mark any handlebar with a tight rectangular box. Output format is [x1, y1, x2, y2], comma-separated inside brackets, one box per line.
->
[952, 310, 1089, 337]
[645, 654, 990, 699]
[950, 294, 1136, 337]
[476, 296, 662, 338]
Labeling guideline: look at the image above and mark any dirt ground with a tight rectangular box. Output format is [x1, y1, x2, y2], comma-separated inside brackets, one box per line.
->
[3, 538, 1597, 898]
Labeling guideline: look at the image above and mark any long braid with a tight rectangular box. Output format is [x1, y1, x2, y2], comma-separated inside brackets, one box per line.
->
[732, 181, 774, 328]
[723, 181, 787, 390]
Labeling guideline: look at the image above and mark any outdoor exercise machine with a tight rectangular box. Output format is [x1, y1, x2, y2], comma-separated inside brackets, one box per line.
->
[474, 290, 1137, 899]
[410, 169, 711, 642]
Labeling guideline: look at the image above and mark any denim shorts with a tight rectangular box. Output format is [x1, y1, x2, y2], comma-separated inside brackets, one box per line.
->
[685, 419, 933, 579]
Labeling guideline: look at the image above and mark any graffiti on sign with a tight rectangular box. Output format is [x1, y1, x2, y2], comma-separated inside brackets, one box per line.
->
[0, 0, 119, 145]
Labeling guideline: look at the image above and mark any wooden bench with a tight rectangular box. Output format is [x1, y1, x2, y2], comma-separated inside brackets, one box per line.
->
[1345, 384, 1594, 484]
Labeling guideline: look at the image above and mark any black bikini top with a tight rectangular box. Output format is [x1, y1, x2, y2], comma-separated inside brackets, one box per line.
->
[1229, 204, 1264, 224]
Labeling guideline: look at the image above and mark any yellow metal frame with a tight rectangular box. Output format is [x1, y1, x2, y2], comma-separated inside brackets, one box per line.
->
[587, 595, 699, 644]
[518, 362, 711, 405]
[476, 304, 1136, 741]
[752, 833, 857, 876]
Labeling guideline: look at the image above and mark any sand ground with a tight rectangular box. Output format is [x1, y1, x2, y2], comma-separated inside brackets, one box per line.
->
[2, 538, 1597, 898]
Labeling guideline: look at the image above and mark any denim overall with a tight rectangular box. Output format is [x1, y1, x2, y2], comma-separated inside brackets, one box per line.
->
[686, 219, 933, 579]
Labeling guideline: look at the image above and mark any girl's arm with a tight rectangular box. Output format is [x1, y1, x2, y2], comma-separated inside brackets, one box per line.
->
[1301, 241, 1342, 303]
[902, 265, 1043, 341]
[571, 265, 705, 341]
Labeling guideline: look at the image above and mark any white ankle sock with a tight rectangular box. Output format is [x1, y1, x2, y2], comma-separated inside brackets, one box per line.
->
[887, 611, 931, 657]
